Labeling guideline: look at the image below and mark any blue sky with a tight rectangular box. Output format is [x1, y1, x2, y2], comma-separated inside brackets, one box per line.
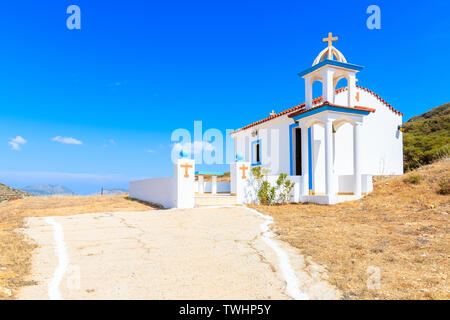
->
[0, 0, 449, 194]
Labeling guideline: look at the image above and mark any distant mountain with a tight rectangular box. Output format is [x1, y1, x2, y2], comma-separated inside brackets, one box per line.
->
[404, 103, 450, 171]
[0, 183, 30, 202]
[21, 184, 76, 196]
[96, 188, 128, 195]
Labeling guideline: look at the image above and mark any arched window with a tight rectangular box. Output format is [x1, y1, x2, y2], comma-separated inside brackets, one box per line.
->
[334, 76, 349, 105]
[312, 80, 323, 101]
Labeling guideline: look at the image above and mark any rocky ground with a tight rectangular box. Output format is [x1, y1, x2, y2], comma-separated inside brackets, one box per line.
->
[0, 184, 30, 203]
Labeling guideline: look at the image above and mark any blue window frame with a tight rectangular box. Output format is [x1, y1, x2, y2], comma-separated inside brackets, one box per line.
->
[251, 139, 261, 166]
[308, 127, 312, 190]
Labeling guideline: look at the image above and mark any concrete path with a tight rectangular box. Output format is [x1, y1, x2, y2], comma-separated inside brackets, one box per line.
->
[18, 207, 339, 300]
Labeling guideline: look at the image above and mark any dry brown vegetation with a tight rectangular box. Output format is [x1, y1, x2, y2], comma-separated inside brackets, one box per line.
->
[252, 159, 450, 300]
[1, 161, 448, 300]
[0, 194, 156, 299]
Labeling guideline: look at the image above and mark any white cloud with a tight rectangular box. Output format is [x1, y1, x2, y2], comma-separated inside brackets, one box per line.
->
[108, 81, 127, 87]
[147, 149, 155, 153]
[172, 141, 215, 155]
[102, 139, 116, 148]
[52, 136, 83, 145]
[8, 136, 27, 151]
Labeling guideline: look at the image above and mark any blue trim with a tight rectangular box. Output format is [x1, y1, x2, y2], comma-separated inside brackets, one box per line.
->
[297, 59, 364, 78]
[195, 171, 225, 176]
[251, 139, 261, 166]
[308, 127, 312, 190]
[289, 123, 297, 175]
[291, 105, 372, 122]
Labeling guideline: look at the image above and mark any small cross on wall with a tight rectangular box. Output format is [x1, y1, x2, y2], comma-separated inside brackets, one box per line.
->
[240, 164, 248, 179]
[180, 163, 193, 178]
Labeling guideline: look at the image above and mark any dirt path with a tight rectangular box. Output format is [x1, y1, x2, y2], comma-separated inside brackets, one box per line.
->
[18, 207, 339, 300]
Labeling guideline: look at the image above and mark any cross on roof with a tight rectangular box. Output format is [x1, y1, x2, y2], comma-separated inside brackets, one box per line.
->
[323, 32, 338, 48]
[269, 110, 276, 116]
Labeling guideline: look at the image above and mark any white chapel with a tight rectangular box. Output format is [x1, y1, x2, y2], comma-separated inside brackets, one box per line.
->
[130, 33, 404, 208]
[230, 33, 404, 204]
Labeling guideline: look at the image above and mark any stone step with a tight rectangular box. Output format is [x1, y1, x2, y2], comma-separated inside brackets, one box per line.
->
[195, 194, 238, 207]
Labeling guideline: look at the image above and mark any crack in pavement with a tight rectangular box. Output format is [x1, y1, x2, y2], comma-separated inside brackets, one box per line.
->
[105, 212, 155, 258]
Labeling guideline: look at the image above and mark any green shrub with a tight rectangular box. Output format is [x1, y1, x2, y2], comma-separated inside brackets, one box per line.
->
[251, 165, 265, 180]
[257, 180, 277, 205]
[437, 180, 450, 195]
[251, 167, 294, 205]
[404, 174, 422, 185]
[276, 173, 295, 204]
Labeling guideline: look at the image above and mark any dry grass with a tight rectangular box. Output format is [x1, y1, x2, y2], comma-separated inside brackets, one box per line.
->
[252, 159, 450, 300]
[0, 194, 157, 299]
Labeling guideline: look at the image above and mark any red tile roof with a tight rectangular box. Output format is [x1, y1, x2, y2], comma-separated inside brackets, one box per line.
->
[287, 102, 375, 118]
[357, 86, 403, 116]
[230, 86, 402, 135]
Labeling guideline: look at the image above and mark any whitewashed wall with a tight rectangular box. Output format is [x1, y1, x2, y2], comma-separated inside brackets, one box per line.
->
[130, 159, 195, 209]
[334, 88, 403, 175]
[130, 177, 175, 208]
[334, 122, 354, 175]
[234, 118, 292, 176]
[311, 125, 326, 193]
[173, 159, 195, 208]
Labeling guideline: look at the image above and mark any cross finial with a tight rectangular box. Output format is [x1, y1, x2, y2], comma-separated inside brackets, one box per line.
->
[269, 110, 276, 116]
[323, 32, 338, 48]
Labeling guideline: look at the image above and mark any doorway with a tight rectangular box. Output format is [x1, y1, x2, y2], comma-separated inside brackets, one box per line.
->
[295, 128, 302, 175]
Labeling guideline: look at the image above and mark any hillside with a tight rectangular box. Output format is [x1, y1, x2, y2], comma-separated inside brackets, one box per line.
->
[0, 184, 30, 202]
[403, 103, 450, 171]
[21, 184, 75, 196]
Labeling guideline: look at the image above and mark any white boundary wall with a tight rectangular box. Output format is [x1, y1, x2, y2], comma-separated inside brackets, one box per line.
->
[129, 177, 175, 208]
[130, 159, 195, 209]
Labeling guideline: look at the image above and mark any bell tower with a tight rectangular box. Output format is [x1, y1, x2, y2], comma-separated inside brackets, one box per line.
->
[298, 33, 364, 109]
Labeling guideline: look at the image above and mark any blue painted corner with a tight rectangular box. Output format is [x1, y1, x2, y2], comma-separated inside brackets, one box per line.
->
[308, 127, 312, 190]
[289, 123, 297, 176]
[297, 59, 364, 78]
